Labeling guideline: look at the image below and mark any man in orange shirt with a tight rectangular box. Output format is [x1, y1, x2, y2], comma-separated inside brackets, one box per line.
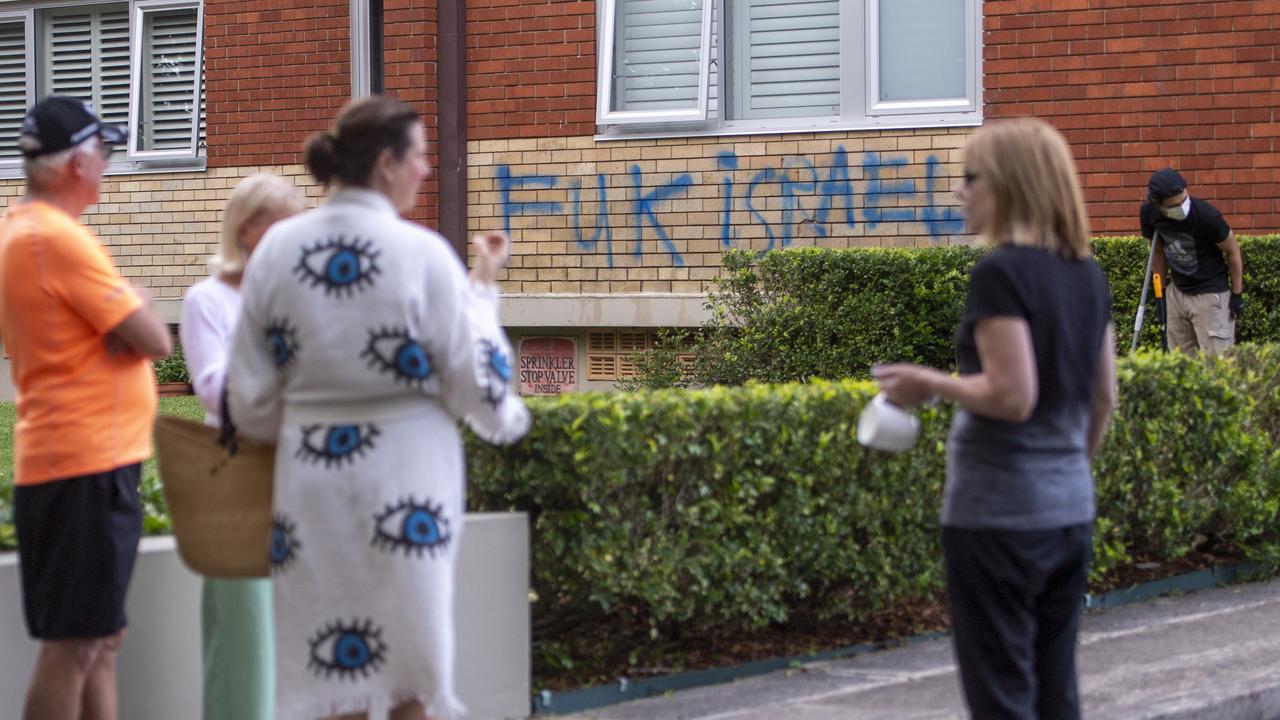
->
[0, 96, 171, 720]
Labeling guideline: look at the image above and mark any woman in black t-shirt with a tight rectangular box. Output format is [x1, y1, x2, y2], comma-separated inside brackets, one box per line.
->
[874, 118, 1117, 720]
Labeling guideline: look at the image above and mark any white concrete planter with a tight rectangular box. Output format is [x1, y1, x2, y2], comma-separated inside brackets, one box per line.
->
[0, 512, 530, 720]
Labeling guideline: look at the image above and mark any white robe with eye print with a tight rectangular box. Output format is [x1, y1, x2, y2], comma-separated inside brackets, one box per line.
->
[226, 188, 530, 720]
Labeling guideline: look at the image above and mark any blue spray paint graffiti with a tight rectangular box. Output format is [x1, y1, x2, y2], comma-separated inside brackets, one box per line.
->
[921, 156, 966, 237]
[741, 159, 822, 250]
[495, 146, 965, 266]
[813, 146, 858, 237]
[862, 152, 918, 228]
[717, 151, 737, 247]
[780, 157, 818, 246]
[744, 166, 778, 249]
[496, 165, 562, 239]
[630, 165, 694, 267]
[570, 175, 613, 264]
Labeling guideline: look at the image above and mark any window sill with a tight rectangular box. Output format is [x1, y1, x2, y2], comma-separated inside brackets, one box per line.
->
[594, 112, 983, 143]
[0, 157, 208, 181]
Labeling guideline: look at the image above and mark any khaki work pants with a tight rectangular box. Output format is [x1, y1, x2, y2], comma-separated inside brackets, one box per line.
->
[1165, 284, 1235, 356]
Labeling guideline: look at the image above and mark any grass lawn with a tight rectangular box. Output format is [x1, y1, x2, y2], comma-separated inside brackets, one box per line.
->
[0, 395, 204, 484]
[1, 395, 205, 546]
[0, 401, 12, 491]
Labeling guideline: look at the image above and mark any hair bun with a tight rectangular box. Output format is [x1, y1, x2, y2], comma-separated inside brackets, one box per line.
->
[307, 96, 420, 188]
[303, 131, 340, 185]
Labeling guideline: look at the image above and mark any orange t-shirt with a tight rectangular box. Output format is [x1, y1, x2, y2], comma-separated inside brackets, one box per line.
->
[0, 200, 156, 486]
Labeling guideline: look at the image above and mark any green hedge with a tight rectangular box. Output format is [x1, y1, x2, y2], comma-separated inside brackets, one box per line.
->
[4, 356, 1276, 678]
[469, 347, 1280, 672]
[1092, 346, 1279, 570]
[639, 236, 1280, 387]
[153, 345, 190, 384]
[471, 383, 950, 635]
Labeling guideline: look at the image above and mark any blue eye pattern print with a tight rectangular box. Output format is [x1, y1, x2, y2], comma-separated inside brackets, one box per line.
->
[307, 618, 387, 681]
[264, 318, 300, 369]
[294, 235, 382, 297]
[478, 338, 511, 409]
[295, 424, 381, 469]
[269, 513, 302, 574]
[361, 326, 435, 390]
[372, 497, 451, 558]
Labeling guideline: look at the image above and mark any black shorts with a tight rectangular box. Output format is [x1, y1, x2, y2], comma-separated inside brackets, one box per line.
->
[14, 464, 143, 640]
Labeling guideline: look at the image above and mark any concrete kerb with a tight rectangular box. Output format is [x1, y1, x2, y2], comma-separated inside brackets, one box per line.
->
[532, 560, 1267, 716]
[1082, 561, 1263, 611]
[533, 632, 952, 716]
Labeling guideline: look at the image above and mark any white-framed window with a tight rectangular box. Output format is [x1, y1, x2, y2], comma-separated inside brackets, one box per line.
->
[128, 0, 201, 159]
[0, 0, 203, 171]
[596, 0, 981, 137]
[596, 0, 714, 125]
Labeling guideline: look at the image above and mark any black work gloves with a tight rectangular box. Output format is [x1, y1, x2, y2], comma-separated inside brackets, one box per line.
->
[1229, 292, 1244, 321]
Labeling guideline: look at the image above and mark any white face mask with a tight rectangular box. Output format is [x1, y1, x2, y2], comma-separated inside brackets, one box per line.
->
[1161, 196, 1192, 221]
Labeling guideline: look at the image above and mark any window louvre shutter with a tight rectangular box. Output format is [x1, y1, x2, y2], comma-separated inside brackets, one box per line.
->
[617, 355, 639, 380]
[599, 0, 712, 123]
[586, 354, 618, 381]
[136, 6, 198, 153]
[44, 12, 94, 101]
[729, 0, 839, 119]
[43, 7, 129, 125]
[676, 353, 697, 380]
[0, 19, 29, 161]
[198, 63, 205, 151]
[588, 331, 617, 353]
[97, 9, 130, 126]
[614, 0, 706, 112]
[616, 331, 649, 353]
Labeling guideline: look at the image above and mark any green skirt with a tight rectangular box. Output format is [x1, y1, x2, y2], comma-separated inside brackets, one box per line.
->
[201, 578, 274, 720]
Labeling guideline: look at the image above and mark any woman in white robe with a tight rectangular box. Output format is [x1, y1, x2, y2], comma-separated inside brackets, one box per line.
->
[226, 97, 529, 720]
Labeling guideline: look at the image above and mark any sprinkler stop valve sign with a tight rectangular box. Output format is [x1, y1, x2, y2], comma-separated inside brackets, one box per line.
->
[518, 337, 577, 395]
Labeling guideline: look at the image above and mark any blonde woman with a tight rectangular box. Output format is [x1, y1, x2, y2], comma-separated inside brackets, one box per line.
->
[873, 118, 1117, 719]
[180, 173, 306, 720]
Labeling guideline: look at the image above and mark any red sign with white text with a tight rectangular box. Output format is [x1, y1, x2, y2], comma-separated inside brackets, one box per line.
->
[518, 337, 577, 395]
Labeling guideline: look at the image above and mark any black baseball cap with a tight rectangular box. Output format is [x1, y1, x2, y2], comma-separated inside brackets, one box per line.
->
[17, 96, 126, 158]
[1147, 168, 1187, 204]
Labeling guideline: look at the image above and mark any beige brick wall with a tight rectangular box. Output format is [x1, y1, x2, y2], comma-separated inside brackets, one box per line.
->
[0, 166, 326, 300]
[0, 127, 977, 303]
[468, 128, 976, 295]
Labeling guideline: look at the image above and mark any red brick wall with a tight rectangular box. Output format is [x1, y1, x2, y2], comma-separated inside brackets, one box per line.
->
[467, 0, 596, 140]
[205, 0, 441, 226]
[384, 0, 440, 226]
[984, 0, 1280, 234]
[204, 0, 352, 167]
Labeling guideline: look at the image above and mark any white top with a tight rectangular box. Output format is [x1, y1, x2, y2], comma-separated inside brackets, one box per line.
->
[179, 275, 241, 428]
[227, 187, 530, 443]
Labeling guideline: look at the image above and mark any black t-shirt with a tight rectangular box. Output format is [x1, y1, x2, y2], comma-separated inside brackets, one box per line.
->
[1139, 197, 1231, 294]
[955, 245, 1113, 408]
[944, 245, 1113, 530]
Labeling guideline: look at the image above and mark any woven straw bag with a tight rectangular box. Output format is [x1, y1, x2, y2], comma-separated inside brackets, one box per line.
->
[154, 414, 274, 578]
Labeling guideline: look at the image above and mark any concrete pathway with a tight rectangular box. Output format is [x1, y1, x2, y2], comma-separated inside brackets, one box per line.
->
[564, 579, 1280, 720]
